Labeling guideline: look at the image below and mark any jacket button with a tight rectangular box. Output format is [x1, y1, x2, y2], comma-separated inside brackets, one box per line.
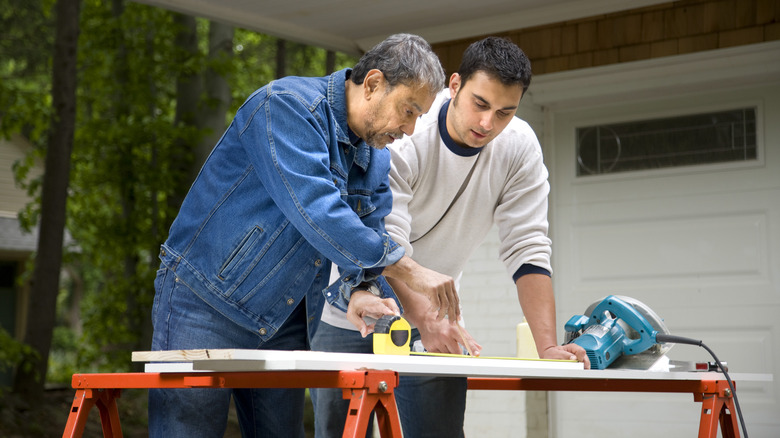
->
[287, 298, 294, 305]
[314, 259, 322, 267]
[259, 328, 267, 335]
[161, 249, 166, 256]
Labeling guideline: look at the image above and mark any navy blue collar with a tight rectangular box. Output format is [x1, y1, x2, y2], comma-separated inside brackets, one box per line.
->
[438, 99, 483, 157]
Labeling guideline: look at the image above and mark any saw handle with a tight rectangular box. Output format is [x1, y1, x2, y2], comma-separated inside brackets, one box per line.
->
[590, 295, 658, 355]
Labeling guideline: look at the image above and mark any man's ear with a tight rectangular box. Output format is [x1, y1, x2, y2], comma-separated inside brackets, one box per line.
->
[363, 69, 384, 99]
[448, 73, 461, 99]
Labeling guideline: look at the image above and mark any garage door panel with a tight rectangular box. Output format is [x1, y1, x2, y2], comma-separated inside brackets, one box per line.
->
[575, 213, 765, 281]
[554, 392, 702, 437]
[556, 189, 779, 308]
[658, 307, 776, 373]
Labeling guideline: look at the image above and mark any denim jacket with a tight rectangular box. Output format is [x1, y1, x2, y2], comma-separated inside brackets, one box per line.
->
[158, 68, 404, 342]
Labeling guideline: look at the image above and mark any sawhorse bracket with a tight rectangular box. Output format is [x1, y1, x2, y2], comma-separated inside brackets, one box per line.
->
[695, 380, 740, 438]
[342, 370, 403, 438]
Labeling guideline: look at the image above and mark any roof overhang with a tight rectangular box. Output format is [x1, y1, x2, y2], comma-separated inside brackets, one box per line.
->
[131, 0, 670, 55]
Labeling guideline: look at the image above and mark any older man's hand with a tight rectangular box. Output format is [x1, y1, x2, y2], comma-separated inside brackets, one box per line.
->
[346, 290, 400, 337]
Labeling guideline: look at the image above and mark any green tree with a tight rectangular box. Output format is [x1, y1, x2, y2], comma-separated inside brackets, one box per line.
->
[71, 0, 208, 371]
[12, 0, 81, 401]
[0, 0, 54, 394]
[2, 0, 359, 394]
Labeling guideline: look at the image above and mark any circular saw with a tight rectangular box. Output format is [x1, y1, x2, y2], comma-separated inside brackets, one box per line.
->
[564, 295, 672, 370]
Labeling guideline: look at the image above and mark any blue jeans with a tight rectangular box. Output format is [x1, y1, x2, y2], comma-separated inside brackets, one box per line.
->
[149, 268, 308, 438]
[310, 322, 467, 438]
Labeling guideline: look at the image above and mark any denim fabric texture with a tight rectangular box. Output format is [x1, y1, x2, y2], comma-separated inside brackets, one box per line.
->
[149, 267, 308, 437]
[159, 68, 402, 341]
[150, 68, 404, 436]
[310, 322, 467, 438]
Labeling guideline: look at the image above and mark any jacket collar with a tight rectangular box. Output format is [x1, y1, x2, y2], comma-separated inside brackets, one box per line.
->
[329, 68, 371, 170]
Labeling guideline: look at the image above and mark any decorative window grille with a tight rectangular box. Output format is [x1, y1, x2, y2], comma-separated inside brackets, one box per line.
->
[576, 108, 757, 176]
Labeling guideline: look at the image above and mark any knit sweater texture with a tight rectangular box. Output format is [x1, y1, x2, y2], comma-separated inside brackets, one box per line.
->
[321, 90, 552, 329]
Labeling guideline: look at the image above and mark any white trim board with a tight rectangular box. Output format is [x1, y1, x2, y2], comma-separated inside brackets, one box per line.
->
[132, 349, 771, 383]
[134, 348, 582, 376]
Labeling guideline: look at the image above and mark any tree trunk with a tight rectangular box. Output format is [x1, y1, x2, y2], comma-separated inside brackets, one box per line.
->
[276, 38, 286, 79]
[192, 21, 234, 181]
[136, 22, 162, 362]
[13, 0, 80, 401]
[326, 50, 336, 74]
[167, 13, 200, 219]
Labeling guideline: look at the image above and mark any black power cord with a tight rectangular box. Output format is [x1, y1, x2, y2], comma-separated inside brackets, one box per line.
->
[655, 334, 748, 438]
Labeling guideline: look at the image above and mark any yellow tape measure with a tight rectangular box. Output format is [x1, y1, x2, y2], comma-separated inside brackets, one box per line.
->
[373, 315, 411, 355]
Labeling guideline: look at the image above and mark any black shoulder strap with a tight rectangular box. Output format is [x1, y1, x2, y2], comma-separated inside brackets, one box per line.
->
[411, 153, 480, 244]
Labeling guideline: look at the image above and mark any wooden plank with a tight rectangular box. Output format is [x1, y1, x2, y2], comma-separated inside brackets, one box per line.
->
[132, 349, 241, 362]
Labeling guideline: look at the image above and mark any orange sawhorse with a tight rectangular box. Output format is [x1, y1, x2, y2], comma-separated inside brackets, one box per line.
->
[468, 377, 740, 438]
[62, 369, 402, 438]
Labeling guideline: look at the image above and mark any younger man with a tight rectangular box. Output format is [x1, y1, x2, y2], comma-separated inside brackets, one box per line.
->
[312, 37, 589, 437]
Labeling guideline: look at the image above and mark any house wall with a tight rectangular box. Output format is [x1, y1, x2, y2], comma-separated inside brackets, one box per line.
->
[0, 134, 39, 220]
[432, 0, 780, 76]
[0, 134, 40, 345]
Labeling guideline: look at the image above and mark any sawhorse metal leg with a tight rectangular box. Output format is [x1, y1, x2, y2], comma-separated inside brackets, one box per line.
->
[696, 381, 740, 438]
[467, 377, 742, 438]
[62, 388, 123, 438]
[61, 370, 403, 438]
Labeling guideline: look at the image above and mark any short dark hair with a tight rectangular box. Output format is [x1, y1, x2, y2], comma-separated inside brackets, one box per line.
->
[458, 37, 532, 94]
[351, 33, 445, 94]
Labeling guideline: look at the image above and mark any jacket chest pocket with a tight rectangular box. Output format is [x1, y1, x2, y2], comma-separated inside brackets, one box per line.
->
[344, 193, 375, 218]
[332, 173, 377, 218]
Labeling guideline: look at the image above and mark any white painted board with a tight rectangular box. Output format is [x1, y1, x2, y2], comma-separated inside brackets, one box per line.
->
[132, 349, 771, 383]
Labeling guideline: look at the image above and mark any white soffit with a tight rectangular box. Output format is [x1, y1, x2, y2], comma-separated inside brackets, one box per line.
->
[130, 0, 669, 55]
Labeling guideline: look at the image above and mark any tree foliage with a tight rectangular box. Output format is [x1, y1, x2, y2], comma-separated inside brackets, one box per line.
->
[2, 0, 358, 385]
[1, 0, 54, 230]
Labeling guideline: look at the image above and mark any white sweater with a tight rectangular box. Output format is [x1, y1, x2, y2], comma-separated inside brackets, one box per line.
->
[321, 90, 552, 330]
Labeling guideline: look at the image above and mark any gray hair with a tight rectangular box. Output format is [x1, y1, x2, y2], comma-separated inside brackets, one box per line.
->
[350, 33, 445, 95]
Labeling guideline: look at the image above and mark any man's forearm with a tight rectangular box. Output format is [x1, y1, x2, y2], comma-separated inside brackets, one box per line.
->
[516, 274, 559, 353]
[382, 255, 459, 319]
[385, 276, 431, 326]
[382, 254, 417, 283]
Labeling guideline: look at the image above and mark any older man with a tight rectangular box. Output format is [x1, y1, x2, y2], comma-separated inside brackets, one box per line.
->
[148, 33, 454, 437]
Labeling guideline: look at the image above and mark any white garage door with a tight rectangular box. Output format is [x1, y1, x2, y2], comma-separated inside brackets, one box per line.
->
[537, 43, 780, 437]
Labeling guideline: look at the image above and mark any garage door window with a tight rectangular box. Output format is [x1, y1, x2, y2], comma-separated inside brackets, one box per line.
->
[576, 108, 757, 176]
